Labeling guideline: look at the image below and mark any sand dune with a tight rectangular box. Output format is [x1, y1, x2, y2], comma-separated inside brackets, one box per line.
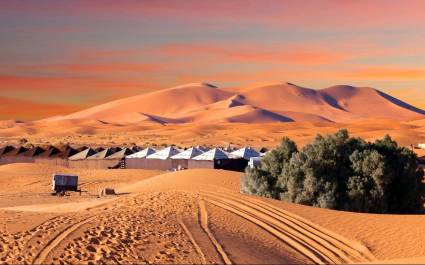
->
[0, 165, 423, 264]
[39, 82, 424, 125]
[61, 83, 233, 123]
[0, 82, 424, 147]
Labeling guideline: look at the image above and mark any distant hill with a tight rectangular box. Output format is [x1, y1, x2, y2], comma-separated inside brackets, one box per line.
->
[45, 82, 425, 124]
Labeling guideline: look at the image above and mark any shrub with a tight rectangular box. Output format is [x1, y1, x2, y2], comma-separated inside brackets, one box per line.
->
[241, 137, 298, 199]
[242, 130, 425, 214]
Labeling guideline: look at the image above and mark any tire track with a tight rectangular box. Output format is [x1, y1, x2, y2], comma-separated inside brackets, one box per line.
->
[198, 199, 232, 265]
[210, 191, 375, 262]
[177, 217, 207, 265]
[201, 191, 375, 264]
[32, 215, 97, 264]
[203, 197, 325, 264]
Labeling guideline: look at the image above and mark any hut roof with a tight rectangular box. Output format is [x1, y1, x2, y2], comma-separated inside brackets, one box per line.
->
[192, 148, 233, 161]
[38, 146, 61, 158]
[259, 147, 269, 153]
[0, 145, 15, 156]
[111, 147, 122, 152]
[171, 147, 203, 159]
[21, 146, 46, 157]
[196, 145, 209, 152]
[68, 148, 97, 160]
[1, 146, 29, 157]
[106, 148, 134, 159]
[231, 147, 260, 160]
[75, 146, 89, 152]
[53, 147, 78, 159]
[126, 147, 157, 158]
[87, 148, 116, 160]
[146, 146, 180, 160]
[130, 146, 141, 152]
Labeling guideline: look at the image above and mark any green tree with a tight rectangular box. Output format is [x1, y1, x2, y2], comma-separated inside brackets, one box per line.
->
[347, 150, 387, 212]
[241, 167, 277, 198]
[241, 130, 425, 213]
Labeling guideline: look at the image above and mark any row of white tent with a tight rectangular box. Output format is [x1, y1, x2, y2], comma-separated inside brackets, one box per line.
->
[126, 146, 263, 161]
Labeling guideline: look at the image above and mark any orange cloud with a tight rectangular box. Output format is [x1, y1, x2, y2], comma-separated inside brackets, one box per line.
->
[0, 75, 161, 93]
[6, 62, 164, 74]
[0, 97, 82, 120]
[349, 67, 425, 80]
[161, 44, 348, 65]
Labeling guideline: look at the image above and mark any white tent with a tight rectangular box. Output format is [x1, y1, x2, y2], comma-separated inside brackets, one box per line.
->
[86, 148, 115, 160]
[192, 148, 232, 161]
[171, 147, 203, 159]
[146, 146, 180, 160]
[126, 147, 157, 158]
[231, 147, 260, 160]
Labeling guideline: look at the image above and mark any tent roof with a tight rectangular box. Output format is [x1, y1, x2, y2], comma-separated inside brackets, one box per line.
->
[0, 145, 15, 156]
[87, 148, 116, 159]
[192, 148, 232, 161]
[68, 148, 97, 160]
[5, 146, 28, 156]
[75, 146, 89, 152]
[195, 145, 209, 152]
[231, 147, 260, 160]
[38, 146, 61, 158]
[126, 147, 157, 158]
[21, 146, 46, 157]
[130, 146, 141, 152]
[94, 147, 105, 152]
[146, 146, 180, 160]
[50, 147, 78, 158]
[171, 147, 203, 159]
[106, 148, 134, 159]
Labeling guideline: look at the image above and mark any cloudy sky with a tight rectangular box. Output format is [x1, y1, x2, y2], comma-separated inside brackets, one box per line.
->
[0, 0, 424, 120]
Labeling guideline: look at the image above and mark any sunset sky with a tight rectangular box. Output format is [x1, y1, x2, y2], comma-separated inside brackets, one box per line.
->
[0, 0, 424, 120]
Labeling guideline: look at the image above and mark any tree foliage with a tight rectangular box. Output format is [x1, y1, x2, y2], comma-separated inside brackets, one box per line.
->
[241, 130, 425, 213]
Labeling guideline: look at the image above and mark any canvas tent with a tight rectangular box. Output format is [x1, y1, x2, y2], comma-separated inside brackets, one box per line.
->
[35, 146, 78, 167]
[130, 146, 141, 152]
[189, 148, 248, 171]
[0, 145, 15, 156]
[125, 147, 157, 169]
[248, 157, 261, 168]
[105, 148, 135, 169]
[75, 148, 117, 169]
[134, 146, 181, 170]
[68, 148, 98, 168]
[0, 146, 45, 164]
[170, 147, 204, 169]
[0, 146, 28, 165]
[231, 147, 260, 160]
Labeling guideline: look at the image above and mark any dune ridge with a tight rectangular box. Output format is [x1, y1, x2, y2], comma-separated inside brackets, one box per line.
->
[39, 82, 424, 125]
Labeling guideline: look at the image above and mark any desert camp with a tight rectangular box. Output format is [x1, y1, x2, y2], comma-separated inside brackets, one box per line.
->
[0, 144, 262, 172]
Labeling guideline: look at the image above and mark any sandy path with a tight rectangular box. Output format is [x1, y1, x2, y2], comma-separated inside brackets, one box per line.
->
[32, 215, 98, 264]
[198, 199, 233, 265]
[201, 190, 376, 264]
[0, 166, 423, 264]
[177, 218, 207, 264]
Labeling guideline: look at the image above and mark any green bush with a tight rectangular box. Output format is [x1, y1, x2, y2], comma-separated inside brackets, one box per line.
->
[241, 129, 425, 214]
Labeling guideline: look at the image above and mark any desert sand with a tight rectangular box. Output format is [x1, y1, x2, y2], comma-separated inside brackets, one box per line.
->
[0, 83, 424, 152]
[0, 83, 424, 264]
[0, 164, 424, 264]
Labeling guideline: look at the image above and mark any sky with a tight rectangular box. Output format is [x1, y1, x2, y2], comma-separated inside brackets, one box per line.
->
[0, 0, 424, 120]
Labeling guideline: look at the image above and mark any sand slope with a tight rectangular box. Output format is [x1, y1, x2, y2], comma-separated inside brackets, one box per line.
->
[41, 82, 424, 124]
[0, 165, 423, 264]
